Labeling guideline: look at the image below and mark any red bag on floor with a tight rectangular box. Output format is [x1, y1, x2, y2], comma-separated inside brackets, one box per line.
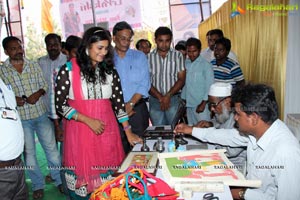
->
[90, 168, 178, 200]
[126, 168, 179, 200]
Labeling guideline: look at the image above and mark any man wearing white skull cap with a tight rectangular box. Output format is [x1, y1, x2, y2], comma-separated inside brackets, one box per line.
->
[208, 82, 232, 97]
[193, 82, 247, 173]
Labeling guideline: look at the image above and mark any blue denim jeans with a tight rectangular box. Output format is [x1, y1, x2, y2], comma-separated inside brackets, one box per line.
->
[149, 94, 181, 126]
[22, 113, 62, 191]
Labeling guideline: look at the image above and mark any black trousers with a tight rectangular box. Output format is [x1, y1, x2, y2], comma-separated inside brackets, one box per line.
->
[120, 100, 150, 154]
[0, 159, 29, 200]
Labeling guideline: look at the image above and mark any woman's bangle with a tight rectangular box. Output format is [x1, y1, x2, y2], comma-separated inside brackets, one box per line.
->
[123, 125, 131, 131]
[74, 113, 78, 121]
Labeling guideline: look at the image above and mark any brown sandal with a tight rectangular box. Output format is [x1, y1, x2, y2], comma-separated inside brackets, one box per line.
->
[33, 189, 44, 199]
[45, 173, 54, 183]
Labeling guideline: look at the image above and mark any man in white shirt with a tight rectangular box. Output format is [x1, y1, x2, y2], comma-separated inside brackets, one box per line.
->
[0, 77, 28, 199]
[38, 33, 67, 141]
[201, 29, 238, 63]
[38, 33, 67, 195]
[175, 83, 300, 200]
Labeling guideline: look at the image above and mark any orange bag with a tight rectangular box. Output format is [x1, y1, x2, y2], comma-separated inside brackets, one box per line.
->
[89, 172, 127, 200]
[90, 168, 144, 200]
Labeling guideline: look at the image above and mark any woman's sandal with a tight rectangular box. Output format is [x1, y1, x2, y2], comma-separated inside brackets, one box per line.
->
[33, 189, 44, 199]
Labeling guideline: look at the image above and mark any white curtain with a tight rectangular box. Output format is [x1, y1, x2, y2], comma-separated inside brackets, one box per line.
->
[284, 0, 300, 121]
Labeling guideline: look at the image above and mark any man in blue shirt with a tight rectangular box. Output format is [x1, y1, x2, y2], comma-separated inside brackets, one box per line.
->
[181, 37, 214, 125]
[112, 21, 151, 153]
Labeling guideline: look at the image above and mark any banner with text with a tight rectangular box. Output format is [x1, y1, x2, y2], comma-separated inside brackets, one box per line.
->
[59, 0, 141, 38]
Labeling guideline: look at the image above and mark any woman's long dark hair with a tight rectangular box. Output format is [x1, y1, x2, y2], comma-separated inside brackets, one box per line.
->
[77, 26, 114, 83]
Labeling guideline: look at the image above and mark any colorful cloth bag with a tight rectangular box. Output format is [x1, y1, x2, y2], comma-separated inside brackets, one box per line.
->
[89, 168, 178, 200]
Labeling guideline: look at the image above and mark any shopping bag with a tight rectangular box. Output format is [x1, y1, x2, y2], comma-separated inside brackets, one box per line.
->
[125, 172, 152, 200]
[125, 167, 178, 200]
[90, 168, 178, 200]
[143, 170, 178, 200]
[89, 172, 127, 200]
[90, 168, 148, 200]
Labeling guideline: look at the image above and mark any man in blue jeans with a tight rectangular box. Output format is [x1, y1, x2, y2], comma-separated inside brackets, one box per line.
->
[148, 26, 186, 125]
[0, 36, 62, 199]
[38, 33, 69, 197]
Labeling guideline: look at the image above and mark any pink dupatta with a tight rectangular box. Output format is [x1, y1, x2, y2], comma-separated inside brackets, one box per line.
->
[63, 58, 125, 193]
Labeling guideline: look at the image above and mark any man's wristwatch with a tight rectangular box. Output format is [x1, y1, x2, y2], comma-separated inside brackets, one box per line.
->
[238, 189, 246, 200]
[129, 101, 135, 108]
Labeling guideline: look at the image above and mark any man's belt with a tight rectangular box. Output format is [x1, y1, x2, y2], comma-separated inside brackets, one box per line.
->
[0, 155, 21, 168]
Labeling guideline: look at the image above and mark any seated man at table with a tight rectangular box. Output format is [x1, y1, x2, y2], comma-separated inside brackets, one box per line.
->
[195, 82, 247, 173]
[175, 83, 300, 200]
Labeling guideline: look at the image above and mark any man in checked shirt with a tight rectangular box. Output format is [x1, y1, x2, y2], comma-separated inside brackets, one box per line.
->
[0, 36, 62, 199]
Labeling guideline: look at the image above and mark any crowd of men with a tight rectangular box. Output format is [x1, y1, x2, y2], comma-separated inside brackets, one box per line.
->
[1, 22, 299, 200]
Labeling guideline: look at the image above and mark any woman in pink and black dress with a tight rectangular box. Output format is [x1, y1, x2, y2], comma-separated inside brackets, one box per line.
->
[55, 26, 142, 199]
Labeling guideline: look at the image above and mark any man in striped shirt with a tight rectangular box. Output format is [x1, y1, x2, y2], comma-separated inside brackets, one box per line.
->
[211, 37, 245, 88]
[201, 29, 239, 63]
[148, 27, 186, 125]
